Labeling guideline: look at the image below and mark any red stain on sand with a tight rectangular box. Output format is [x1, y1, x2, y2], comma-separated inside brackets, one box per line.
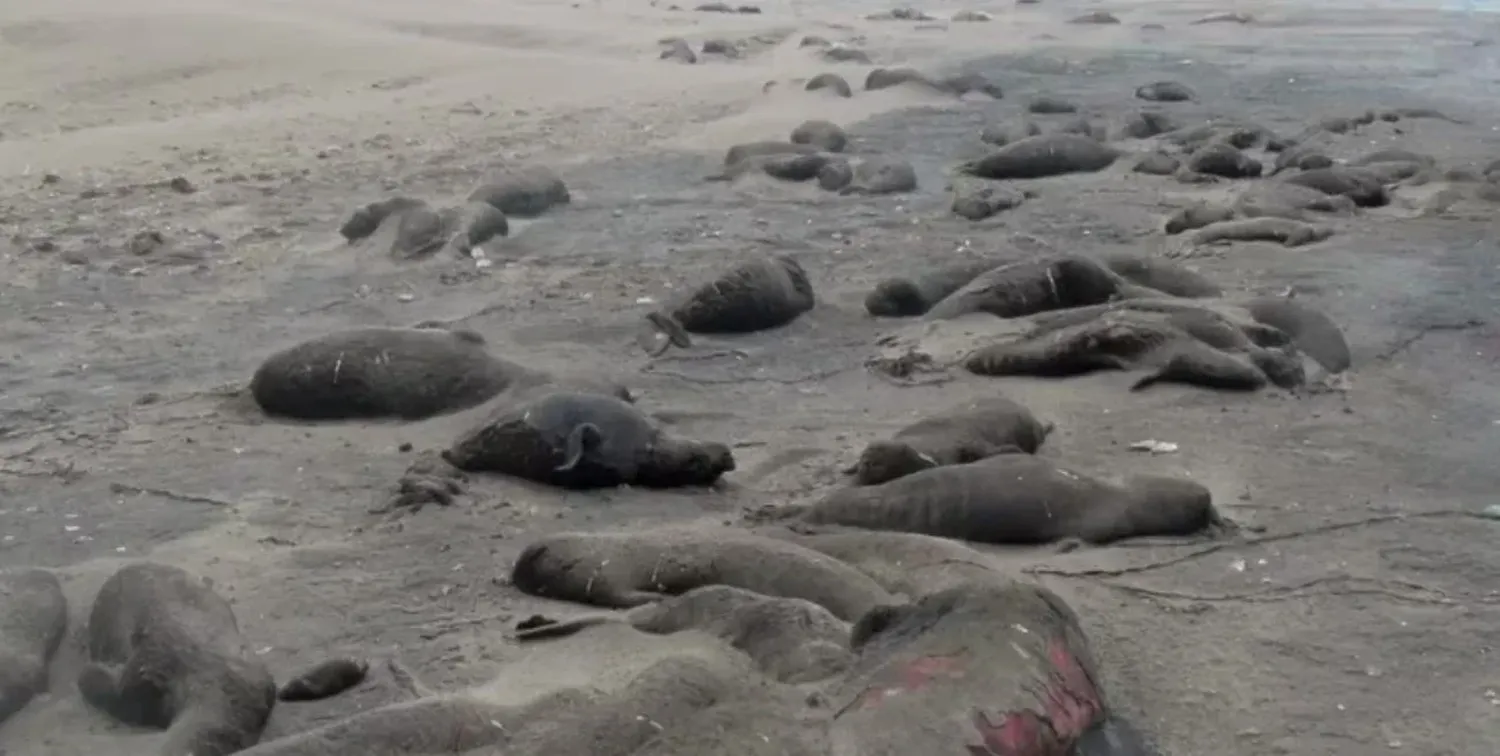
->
[966, 637, 1104, 755]
[854, 653, 965, 709]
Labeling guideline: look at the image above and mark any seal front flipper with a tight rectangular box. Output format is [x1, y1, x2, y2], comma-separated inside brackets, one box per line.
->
[556, 423, 604, 472]
[645, 312, 693, 350]
[512, 614, 619, 642]
[78, 662, 169, 728]
[277, 658, 369, 702]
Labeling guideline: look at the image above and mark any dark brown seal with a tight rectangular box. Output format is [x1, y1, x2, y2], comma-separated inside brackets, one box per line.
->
[830, 580, 1155, 755]
[851, 396, 1053, 485]
[643, 255, 815, 352]
[1100, 252, 1223, 298]
[1186, 142, 1263, 179]
[864, 258, 1003, 317]
[1282, 166, 1389, 207]
[924, 255, 1128, 321]
[337, 196, 446, 260]
[510, 529, 895, 621]
[78, 562, 276, 756]
[467, 165, 570, 218]
[1135, 80, 1194, 102]
[514, 585, 851, 683]
[960, 133, 1119, 179]
[0, 568, 67, 725]
[789, 119, 848, 152]
[1116, 110, 1178, 139]
[794, 453, 1215, 545]
[276, 658, 369, 702]
[442, 391, 734, 489]
[1027, 95, 1079, 114]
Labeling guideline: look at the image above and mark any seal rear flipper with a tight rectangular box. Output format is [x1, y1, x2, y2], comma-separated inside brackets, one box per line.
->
[555, 423, 604, 472]
[79, 662, 169, 728]
[645, 312, 693, 350]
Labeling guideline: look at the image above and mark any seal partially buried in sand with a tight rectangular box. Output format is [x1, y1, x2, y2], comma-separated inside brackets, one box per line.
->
[640, 255, 814, 354]
[514, 585, 852, 683]
[78, 562, 277, 756]
[0, 568, 67, 724]
[442, 391, 734, 489]
[250, 326, 632, 422]
[510, 529, 895, 621]
[789, 454, 1215, 546]
[850, 396, 1053, 485]
[829, 580, 1155, 754]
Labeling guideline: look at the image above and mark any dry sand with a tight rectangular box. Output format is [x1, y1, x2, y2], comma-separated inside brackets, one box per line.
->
[1, 0, 1499, 753]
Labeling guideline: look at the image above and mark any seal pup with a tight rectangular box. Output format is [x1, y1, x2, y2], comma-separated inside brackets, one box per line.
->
[864, 258, 1004, 317]
[437, 201, 508, 256]
[960, 133, 1119, 179]
[1233, 182, 1357, 220]
[249, 327, 550, 421]
[951, 183, 1030, 221]
[1244, 294, 1351, 372]
[1185, 142, 1263, 179]
[923, 255, 1129, 321]
[337, 196, 445, 260]
[1027, 95, 1079, 114]
[1189, 217, 1333, 248]
[706, 152, 834, 183]
[1100, 253, 1223, 298]
[839, 156, 917, 195]
[78, 562, 276, 756]
[804, 72, 853, 97]
[863, 67, 943, 93]
[829, 580, 1155, 755]
[1135, 80, 1194, 102]
[467, 165, 570, 218]
[510, 529, 895, 621]
[276, 658, 368, 702]
[979, 117, 1041, 146]
[514, 585, 851, 683]
[641, 255, 814, 353]
[794, 453, 1215, 546]
[442, 391, 734, 489]
[850, 396, 1053, 485]
[789, 119, 847, 152]
[0, 568, 67, 724]
[1282, 166, 1389, 207]
[1116, 110, 1178, 139]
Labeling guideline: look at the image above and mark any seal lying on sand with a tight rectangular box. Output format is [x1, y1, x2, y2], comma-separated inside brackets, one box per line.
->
[805, 72, 853, 97]
[829, 580, 1156, 755]
[850, 396, 1053, 485]
[1100, 253, 1223, 298]
[951, 183, 1030, 221]
[1245, 294, 1352, 372]
[641, 255, 815, 353]
[337, 196, 446, 259]
[789, 119, 847, 152]
[839, 156, 918, 195]
[706, 152, 835, 183]
[789, 454, 1214, 546]
[924, 255, 1133, 321]
[1282, 166, 1389, 207]
[442, 391, 734, 489]
[0, 568, 67, 724]
[467, 165, 570, 218]
[1189, 218, 1333, 248]
[864, 258, 1004, 317]
[964, 310, 1289, 391]
[1186, 142, 1262, 179]
[723, 141, 818, 167]
[78, 562, 277, 756]
[761, 528, 1002, 596]
[514, 585, 851, 683]
[277, 658, 369, 702]
[960, 133, 1119, 180]
[510, 529, 894, 621]
[979, 118, 1041, 147]
[250, 326, 627, 422]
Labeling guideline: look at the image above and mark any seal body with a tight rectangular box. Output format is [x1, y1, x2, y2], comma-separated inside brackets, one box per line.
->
[1100, 253, 1223, 298]
[277, 658, 368, 702]
[979, 118, 1041, 147]
[951, 183, 1029, 221]
[442, 391, 735, 489]
[1282, 166, 1388, 207]
[789, 119, 847, 152]
[78, 562, 276, 756]
[961, 133, 1119, 179]
[649, 255, 815, 342]
[467, 165, 570, 218]
[1136, 80, 1195, 102]
[865, 259, 1003, 317]
[0, 569, 67, 725]
[509, 530, 895, 621]
[804, 73, 852, 97]
[723, 141, 818, 167]
[830, 581, 1153, 755]
[802, 454, 1215, 545]
[250, 327, 523, 421]
[853, 396, 1052, 485]
[841, 156, 917, 195]
[1244, 296, 1351, 372]
[1186, 142, 1262, 179]
[338, 196, 446, 259]
[924, 255, 1126, 321]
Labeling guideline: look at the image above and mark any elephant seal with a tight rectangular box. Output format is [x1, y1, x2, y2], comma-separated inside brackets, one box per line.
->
[1189, 218, 1333, 248]
[1100, 253, 1223, 298]
[960, 133, 1119, 179]
[1271, 144, 1335, 176]
[760, 528, 1003, 596]
[277, 658, 368, 702]
[509, 529, 895, 621]
[864, 258, 1002, 317]
[864, 67, 942, 92]
[840, 156, 917, 195]
[514, 585, 851, 683]
[468, 165, 570, 218]
[789, 119, 847, 152]
[660, 37, 697, 63]
[437, 201, 508, 255]
[1282, 166, 1389, 207]
[707, 152, 834, 183]
[642, 255, 814, 351]
[723, 140, 818, 166]
[249, 327, 578, 422]
[78, 562, 276, 756]
[1117, 110, 1178, 139]
[851, 396, 1053, 485]
[793, 454, 1215, 546]
[924, 255, 1128, 321]
[1233, 182, 1357, 220]
[0, 568, 67, 724]
[805, 72, 853, 97]
[979, 117, 1041, 147]
[829, 581, 1154, 755]
[442, 391, 734, 489]
[817, 157, 854, 191]
[1135, 80, 1194, 102]
[1244, 295, 1351, 372]
[951, 183, 1030, 221]
[1351, 148, 1435, 167]
[941, 73, 1003, 100]
[1164, 201, 1236, 234]
[1133, 152, 1180, 175]
[1027, 95, 1078, 114]
[337, 196, 446, 259]
[1186, 142, 1263, 179]
[965, 310, 1277, 391]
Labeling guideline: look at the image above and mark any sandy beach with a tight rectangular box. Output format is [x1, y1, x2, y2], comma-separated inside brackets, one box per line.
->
[1, 0, 1498, 753]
